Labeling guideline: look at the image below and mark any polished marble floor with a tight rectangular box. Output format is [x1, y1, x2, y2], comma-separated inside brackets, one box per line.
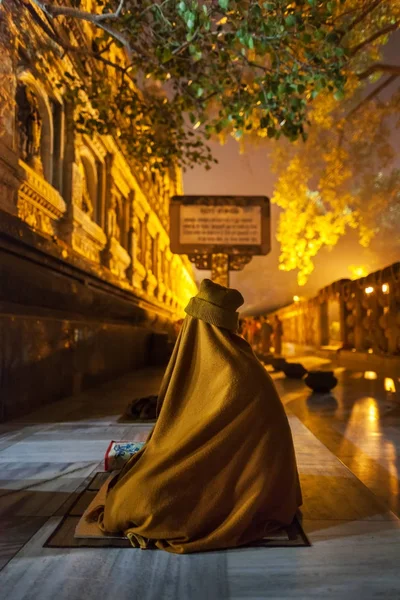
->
[0, 363, 399, 599]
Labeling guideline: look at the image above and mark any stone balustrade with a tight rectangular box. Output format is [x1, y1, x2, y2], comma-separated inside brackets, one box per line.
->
[269, 262, 400, 358]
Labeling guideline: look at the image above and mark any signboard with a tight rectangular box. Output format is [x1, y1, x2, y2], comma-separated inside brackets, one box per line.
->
[179, 204, 262, 246]
[170, 196, 270, 256]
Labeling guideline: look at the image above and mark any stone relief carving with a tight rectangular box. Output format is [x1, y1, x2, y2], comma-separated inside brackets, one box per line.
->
[16, 84, 43, 175]
[80, 164, 94, 217]
[17, 161, 66, 237]
[18, 196, 54, 235]
[108, 191, 121, 242]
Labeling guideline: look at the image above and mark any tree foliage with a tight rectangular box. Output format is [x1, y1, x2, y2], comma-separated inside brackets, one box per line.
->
[1, 0, 399, 285]
[268, 0, 400, 285]
[2, 0, 351, 171]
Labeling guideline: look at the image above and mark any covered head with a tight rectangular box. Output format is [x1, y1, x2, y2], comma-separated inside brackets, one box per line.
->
[184, 278, 244, 332]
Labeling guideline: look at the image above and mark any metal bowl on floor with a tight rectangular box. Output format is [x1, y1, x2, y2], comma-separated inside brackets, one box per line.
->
[282, 363, 308, 380]
[305, 370, 338, 393]
[270, 357, 288, 372]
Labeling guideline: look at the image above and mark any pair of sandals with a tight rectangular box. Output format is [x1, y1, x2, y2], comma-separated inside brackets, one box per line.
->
[124, 395, 158, 420]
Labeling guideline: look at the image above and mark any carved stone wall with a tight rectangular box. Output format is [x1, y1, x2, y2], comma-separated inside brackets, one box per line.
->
[0, 10, 197, 421]
[0, 48, 196, 318]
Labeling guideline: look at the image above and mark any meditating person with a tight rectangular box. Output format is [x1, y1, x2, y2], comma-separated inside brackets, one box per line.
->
[88, 279, 302, 553]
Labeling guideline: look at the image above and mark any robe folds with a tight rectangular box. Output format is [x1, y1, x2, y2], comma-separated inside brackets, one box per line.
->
[89, 316, 302, 553]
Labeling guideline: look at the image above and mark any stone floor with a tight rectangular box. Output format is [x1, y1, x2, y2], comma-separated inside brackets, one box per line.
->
[0, 361, 399, 599]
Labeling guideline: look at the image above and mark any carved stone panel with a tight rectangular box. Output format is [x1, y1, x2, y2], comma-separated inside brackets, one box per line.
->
[17, 161, 66, 237]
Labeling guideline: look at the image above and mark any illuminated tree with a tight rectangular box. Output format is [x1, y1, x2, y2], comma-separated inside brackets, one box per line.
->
[1, 0, 353, 171]
[269, 0, 400, 285]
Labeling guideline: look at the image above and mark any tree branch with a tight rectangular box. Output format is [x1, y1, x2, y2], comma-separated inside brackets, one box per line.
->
[31, 0, 125, 22]
[358, 63, 400, 79]
[342, 0, 384, 35]
[95, 0, 125, 22]
[346, 74, 398, 120]
[350, 21, 400, 56]
[24, 1, 138, 75]
[30, 0, 133, 57]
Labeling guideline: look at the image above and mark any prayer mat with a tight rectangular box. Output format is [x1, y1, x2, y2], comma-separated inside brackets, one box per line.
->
[44, 473, 311, 549]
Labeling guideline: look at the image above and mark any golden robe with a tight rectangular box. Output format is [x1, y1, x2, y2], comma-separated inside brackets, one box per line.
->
[93, 316, 302, 553]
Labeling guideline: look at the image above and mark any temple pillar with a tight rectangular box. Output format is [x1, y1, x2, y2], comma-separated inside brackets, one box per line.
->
[126, 189, 136, 282]
[58, 101, 76, 244]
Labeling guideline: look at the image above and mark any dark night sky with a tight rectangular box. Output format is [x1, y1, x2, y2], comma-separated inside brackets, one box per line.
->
[183, 34, 400, 313]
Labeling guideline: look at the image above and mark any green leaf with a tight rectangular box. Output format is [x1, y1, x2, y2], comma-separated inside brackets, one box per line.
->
[184, 11, 196, 30]
[285, 14, 296, 27]
[218, 0, 229, 11]
[334, 89, 345, 101]
[161, 47, 172, 63]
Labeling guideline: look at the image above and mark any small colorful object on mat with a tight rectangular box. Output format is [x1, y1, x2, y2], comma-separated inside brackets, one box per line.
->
[104, 441, 145, 471]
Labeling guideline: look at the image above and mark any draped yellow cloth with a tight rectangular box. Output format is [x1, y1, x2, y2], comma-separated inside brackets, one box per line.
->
[91, 316, 302, 553]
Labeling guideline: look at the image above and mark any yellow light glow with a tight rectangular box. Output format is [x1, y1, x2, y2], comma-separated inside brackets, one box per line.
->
[364, 371, 378, 380]
[382, 283, 390, 294]
[349, 265, 369, 280]
[368, 348, 373, 354]
[368, 401, 378, 422]
[384, 378, 396, 393]
[365, 286, 374, 294]
[293, 295, 300, 302]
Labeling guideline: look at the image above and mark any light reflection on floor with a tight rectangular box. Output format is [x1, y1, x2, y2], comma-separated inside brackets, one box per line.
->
[275, 359, 400, 517]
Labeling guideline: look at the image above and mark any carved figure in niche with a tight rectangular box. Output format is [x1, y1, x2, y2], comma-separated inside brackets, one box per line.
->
[16, 84, 43, 174]
[108, 192, 121, 241]
[79, 162, 94, 217]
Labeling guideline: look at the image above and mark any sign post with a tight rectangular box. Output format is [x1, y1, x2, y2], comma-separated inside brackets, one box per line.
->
[170, 196, 270, 287]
